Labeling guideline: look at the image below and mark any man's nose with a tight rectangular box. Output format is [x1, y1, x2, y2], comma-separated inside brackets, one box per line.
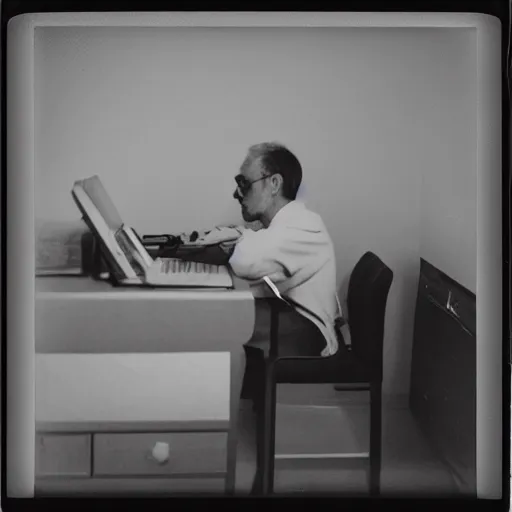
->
[233, 188, 242, 201]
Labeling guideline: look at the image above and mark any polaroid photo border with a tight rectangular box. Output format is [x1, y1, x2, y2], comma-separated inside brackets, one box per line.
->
[5, 10, 503, 500]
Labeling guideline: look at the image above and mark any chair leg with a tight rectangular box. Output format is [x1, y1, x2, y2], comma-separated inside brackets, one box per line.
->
[261, 361, 277, 495]
[252, 356, 266, 414]
[251, 406, 264, 494]
[369, 381, 382, 496]
[251, 375, 265, 494]
[251, 370, 265, 495]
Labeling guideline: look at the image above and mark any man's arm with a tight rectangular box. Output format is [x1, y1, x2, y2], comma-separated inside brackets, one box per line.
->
[228, 229, 285, 281]
[194, 226, 246, 246]
[228, 227, 327, 284]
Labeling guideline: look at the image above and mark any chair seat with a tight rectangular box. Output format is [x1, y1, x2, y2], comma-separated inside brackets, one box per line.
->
[241, 347, 372, 400]
[272, 347, 373, 384]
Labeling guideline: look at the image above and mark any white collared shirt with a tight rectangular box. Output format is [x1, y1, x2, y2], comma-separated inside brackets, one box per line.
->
[229, 201, 339, 356]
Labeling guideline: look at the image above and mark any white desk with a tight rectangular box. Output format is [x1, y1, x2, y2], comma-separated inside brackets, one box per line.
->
[34, 275, 255, 496]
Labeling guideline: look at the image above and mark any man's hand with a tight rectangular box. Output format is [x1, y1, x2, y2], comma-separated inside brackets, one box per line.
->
[195, 226, 244, 246]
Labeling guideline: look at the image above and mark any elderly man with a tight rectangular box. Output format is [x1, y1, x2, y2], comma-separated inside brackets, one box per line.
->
[196, 143, 342, 403]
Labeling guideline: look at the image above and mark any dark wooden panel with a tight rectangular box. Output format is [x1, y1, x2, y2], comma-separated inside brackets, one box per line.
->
[409, 259, 476, 494]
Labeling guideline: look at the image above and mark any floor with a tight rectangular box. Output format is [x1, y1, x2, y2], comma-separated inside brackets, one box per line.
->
[233, 385, 460, 497]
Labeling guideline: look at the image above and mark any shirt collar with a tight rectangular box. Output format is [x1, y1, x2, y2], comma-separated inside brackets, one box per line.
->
[269, 200, 305, 226]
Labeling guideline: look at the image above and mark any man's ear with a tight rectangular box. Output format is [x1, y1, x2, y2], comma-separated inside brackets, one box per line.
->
[271, 173, 284, 196]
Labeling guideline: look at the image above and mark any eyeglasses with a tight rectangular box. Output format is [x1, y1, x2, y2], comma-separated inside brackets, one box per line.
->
[234, 174, 272, 196]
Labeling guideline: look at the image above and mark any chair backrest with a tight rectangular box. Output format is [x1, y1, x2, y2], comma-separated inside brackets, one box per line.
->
[346, 251, 393, 378]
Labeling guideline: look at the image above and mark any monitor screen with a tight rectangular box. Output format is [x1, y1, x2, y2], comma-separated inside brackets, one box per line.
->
[71, 177, 138, 280]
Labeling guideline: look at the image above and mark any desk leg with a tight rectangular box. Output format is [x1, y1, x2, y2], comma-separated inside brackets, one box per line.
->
[225, 347, 245, 495]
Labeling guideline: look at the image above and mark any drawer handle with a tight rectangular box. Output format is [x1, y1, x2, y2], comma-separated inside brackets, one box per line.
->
[149, 442, 170, 465]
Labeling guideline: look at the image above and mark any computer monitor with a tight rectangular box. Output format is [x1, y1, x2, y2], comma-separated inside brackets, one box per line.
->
[71, 175, 153, 281]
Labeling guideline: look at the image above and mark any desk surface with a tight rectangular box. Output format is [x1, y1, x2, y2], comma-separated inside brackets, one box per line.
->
[36, 274, 250, 297]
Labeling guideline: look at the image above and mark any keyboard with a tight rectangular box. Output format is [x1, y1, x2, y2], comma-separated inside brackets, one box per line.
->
[158, 258, 220, 276]
[144, 258, 233, 288]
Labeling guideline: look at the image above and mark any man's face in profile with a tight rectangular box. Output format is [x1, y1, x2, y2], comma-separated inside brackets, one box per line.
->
[234, 156, 272, 223]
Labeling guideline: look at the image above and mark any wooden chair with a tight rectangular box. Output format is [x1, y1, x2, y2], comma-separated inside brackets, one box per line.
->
[251, 251, 393, 495]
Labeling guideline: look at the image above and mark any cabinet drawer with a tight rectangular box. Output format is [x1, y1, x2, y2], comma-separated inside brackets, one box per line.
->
[93, 432, 227, 477]
[36, 434, 91, 478]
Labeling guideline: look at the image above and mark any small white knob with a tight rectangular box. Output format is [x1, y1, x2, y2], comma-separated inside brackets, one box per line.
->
[151, 442, 170, 464]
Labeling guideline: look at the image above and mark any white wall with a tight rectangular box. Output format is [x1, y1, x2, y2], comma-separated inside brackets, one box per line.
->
[34, 26, 476, 397]
[417, 29, 477, 293]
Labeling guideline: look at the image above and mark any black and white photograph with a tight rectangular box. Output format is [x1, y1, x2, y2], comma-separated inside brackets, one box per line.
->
[3, 5, 507, 505]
